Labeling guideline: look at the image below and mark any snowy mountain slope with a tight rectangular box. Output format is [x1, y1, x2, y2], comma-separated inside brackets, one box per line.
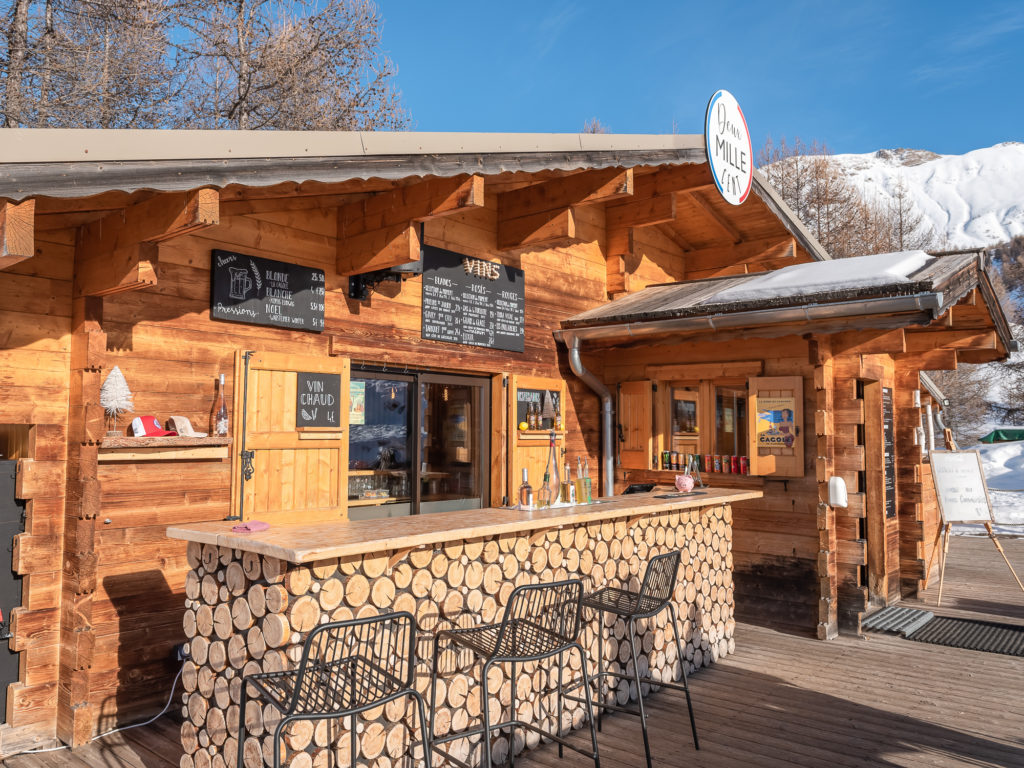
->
[829, 142, 1024, 249]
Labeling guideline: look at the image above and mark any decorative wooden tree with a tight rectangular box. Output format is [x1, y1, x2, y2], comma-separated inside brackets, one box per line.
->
[100, 366, 134, 435]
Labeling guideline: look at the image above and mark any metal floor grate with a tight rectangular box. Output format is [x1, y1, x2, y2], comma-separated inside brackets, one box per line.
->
[862, 605, 935, 637]
[907, 616, 1024, 657]
[863, 605, 1024, 657]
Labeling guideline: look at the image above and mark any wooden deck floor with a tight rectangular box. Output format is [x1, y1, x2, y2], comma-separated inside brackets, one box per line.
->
[5, 537, 1023, 768]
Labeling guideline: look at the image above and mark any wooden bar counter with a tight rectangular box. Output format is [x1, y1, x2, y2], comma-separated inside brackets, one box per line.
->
[167, 488, 760, 768]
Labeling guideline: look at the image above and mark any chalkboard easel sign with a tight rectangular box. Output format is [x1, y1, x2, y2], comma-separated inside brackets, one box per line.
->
[295, 372, 341, 429]
[924, 450, 1023, 603]
[211, 249, 326, 333]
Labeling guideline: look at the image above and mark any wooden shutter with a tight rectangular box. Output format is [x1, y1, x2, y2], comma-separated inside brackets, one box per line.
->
[231, 351, 350, 523]
[618, 380, 653, 470]
[747, 375, 804, 477]
[508, 374, 566, 497]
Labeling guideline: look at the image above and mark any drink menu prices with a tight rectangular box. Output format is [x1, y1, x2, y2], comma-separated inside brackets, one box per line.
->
[421, 246, 525, 352]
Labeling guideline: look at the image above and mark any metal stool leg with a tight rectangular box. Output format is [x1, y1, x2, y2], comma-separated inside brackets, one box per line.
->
[627, 619, 653, 768]
[597, 614, 605, 733]
[429, 635, 441, 743]
[509, 660, 517, 768]
[574, 642, 602, 768]
[237, 681, 248, 768]
[556, 651, 564, 757]
[668, 601, 699, 749]
[480, 659, 494, 768]
[409, 690, 434, 768]
[350, 714, 357, 768]
[273, 716, 290, 768]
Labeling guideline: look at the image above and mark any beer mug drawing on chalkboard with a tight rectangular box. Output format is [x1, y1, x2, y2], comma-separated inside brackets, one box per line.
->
[229, 266, 253, 300]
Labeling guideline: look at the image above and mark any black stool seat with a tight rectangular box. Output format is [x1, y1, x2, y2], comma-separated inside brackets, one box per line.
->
[564, 549, 699, 768]
[441, 618, 568, 660]
[429, 579, 601, 768]
[582, 586, 664, 618]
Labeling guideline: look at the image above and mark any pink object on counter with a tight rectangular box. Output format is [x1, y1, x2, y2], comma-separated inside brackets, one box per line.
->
[232, 521, 270, 533]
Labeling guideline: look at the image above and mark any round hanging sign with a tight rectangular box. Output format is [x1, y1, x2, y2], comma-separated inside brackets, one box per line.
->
[704, 89, 753, 206]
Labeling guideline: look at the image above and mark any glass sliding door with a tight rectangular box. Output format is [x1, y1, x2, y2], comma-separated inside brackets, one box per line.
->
[347, 374, 414, 520]
[347, 370, 489, 518]
[418, 374, 489, 515]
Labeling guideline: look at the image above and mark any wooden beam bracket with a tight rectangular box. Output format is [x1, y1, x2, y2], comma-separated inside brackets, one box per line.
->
[0, 199, 35, 270]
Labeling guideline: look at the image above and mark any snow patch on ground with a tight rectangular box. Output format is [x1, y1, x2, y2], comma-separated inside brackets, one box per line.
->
[706, 251, 932, 304]
[954, 441, 1024, 536]
[830, 142, 1024, 250]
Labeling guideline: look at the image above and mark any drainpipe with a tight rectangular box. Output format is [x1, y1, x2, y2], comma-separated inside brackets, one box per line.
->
[565, 333, 615, 497]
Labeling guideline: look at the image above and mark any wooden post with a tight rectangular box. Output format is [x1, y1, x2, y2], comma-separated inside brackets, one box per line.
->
[936, 523, 951, 607]
[57, 295, 105, 745]
[983, 522, 1024, 594]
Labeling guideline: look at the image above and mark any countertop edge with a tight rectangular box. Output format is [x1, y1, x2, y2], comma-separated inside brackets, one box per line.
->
[167, 489, 762, 563]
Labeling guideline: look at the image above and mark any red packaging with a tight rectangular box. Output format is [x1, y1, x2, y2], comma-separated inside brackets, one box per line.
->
[721, 455, 730, 474]
[731, 455, 740, 474]
[740, 456, 749, 475]
[704, 455, 713, 472]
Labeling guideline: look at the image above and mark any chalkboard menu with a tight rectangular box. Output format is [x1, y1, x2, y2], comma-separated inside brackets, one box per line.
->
[516, 388, 560, 429]
[211, 249, 326, 333]
[883, 387, 896, 518]
[295, 372, 341, 429]
[421, 245, 525, 352]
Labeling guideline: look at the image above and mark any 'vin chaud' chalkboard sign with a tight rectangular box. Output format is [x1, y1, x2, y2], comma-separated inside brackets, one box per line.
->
[421, 245, 525, 352]
[295, 372, 341, 429]
[211, 249, 326, 332]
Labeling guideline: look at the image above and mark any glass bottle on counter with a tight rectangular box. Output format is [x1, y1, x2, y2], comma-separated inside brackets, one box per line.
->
[561, 459, 576, 504]
[541, 430, 560, 505]
[518, 468, 534, 510]
[583, 457, 593, 503]
[214, 373, 229, 436]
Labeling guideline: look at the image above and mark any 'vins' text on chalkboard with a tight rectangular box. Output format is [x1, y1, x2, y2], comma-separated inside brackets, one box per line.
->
[211, 249, 326, 333]
[421, 246, 525, 352]
[295, 373, 341, 428]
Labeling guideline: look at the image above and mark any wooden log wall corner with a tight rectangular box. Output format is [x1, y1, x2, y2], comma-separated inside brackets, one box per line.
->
[894, 364, 930, 595]
[75, 189, 220, 297]
[56, 296, 105, 747]
[1, 426, 66, 755]
[336, 175, 485, 276]
[812, 339, 838, 640]
[0, 200, 36, 271]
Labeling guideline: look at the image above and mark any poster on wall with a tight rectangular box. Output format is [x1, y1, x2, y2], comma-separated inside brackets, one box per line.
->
[349, 381, 366, 426]
[755, 397, 796, 449]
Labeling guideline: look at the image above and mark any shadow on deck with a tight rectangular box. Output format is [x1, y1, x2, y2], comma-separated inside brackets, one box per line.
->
[6, 537, 1023, 768]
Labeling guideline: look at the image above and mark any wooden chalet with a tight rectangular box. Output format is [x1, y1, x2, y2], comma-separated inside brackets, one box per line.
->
[0, 128, 1013, 756]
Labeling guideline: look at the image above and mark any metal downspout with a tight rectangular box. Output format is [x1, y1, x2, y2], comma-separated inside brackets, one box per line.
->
[566, 334, 615, 497]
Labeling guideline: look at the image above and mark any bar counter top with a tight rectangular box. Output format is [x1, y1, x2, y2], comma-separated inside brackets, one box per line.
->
[167, 487, 762, 564]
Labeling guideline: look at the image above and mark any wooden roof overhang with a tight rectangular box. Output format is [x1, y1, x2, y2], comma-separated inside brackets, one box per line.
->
[0, 128, 829, 293]
[557, 250, 1017, 365]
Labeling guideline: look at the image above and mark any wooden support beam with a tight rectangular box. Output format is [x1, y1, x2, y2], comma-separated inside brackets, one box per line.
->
[831, 329, 907, 356]
[904, 329, 996, 353]
[683, 236, 795, 276]
[894, 348, 958, 371]
[74, 189, 219, 297]
[497, 168, 633, 250]
[683, 190, 743, 243]
[0, 199, 35, 270]
[956, 348, 1006, 364]
[337, 175, 484, 275]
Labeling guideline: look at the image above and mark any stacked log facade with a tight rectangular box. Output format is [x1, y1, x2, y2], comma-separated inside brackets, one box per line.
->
[179, 506, 734, 768]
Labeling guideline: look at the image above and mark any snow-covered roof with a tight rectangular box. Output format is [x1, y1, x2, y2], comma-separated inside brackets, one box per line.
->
[559, 249, 1016, 355]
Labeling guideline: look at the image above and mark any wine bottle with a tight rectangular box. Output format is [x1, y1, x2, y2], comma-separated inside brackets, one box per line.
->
[518, 467, 534, 510]
[583, 457, 593, 503]
[561, 459, 576, 504]
[542, 430, 560, 506]
[537, 471, 552, 508]
[214, 374, 229, 436]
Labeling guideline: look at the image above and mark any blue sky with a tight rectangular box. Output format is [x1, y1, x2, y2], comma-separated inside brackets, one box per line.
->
[379, 0, 1024, 156]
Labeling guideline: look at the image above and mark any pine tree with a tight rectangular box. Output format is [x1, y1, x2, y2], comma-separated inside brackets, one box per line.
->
[100, 365, 134, 434]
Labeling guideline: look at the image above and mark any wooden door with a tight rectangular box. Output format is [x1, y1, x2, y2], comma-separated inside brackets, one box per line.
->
[747, 375, 804, 477]
[231, 351, 350, 523]
[508, 374, 566, 500]
[618, 380, 653, 469]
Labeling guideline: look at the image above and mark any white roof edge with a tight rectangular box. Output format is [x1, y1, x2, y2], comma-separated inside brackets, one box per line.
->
[0, 128, 705, 164]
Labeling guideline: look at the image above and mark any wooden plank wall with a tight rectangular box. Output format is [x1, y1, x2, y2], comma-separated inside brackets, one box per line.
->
[73, 193, 610, 734]
[594, 335, 822, 634]
[0, 224, 73, 753]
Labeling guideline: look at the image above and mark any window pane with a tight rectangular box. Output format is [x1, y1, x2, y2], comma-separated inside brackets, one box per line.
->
[420, 381, 483, 514]
[715, 387, 747, 456]
[348, 378, 412, 512]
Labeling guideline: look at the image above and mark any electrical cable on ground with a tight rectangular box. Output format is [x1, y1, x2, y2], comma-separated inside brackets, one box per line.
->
[20, 662, 184, 755]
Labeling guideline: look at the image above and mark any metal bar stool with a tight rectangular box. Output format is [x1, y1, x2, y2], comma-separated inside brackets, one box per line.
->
[429, 579, 601, 768]
[566, 549, 698, 768]
[238, 611, 431, 768]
